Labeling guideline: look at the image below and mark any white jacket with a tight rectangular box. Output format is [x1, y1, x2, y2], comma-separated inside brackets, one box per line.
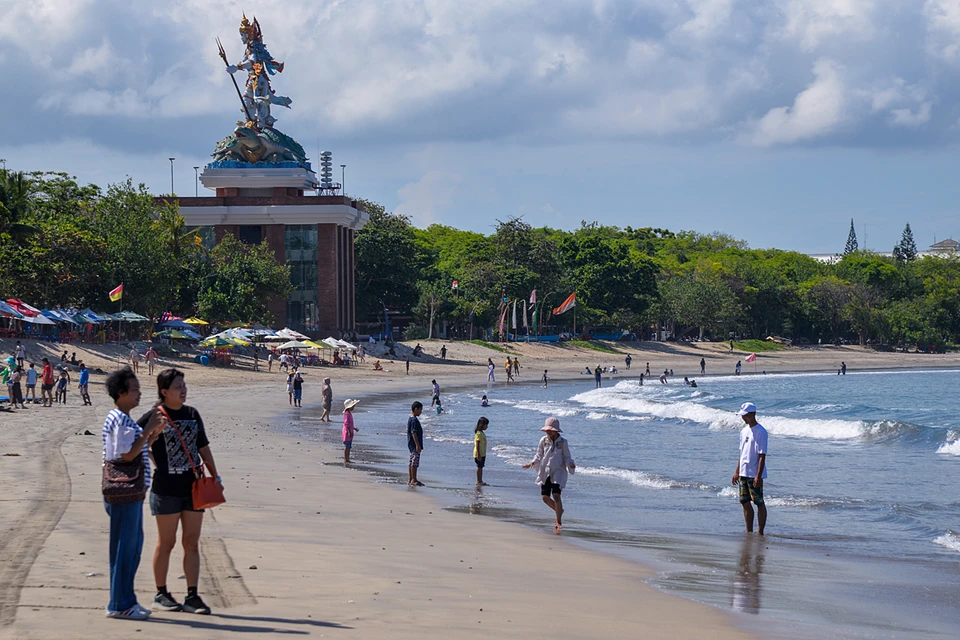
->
[529, 435, 575, 488]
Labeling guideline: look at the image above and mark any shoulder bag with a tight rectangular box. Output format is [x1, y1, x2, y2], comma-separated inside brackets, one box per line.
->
[157, 406, 226, 510]
[102, 454, 146, 504]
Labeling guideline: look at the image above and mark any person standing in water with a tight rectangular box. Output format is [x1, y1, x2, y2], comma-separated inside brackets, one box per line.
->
[522, 417, 575, 534]
[700, 358, 706, 375]
[542, 369, 549, 388]
[732, 402, 768, 535]
[487, 358, 495, 382]
[320, 377, 333, 422]
[407, 401, 424, 486]
[342, 398, 359, 463]
[625, 354, 631, 370]
[594, 366, 602, 388]
[474, 417, 489, 486]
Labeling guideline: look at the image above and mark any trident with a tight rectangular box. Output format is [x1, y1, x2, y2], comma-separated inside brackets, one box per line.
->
[216, 37, 255, 126]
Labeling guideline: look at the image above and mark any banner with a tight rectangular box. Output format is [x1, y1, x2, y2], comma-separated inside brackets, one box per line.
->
[522, 299, 528, 328]
[553, 292, 576, 315]
[529, 289, 537, 304]
[745, 352, 757, 363]
[498, 305, 508, 336]
[511, 299, 517, 331]
[109, 284, 123, 302]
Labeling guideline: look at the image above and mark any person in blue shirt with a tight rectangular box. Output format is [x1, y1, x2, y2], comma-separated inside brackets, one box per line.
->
[78, 362, 92, 406]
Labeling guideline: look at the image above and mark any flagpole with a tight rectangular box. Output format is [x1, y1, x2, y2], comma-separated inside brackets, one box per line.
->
[573, 295, 576, 338]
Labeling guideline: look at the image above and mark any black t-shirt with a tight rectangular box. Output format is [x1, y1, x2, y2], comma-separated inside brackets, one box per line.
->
[138, 404, 209, 497]
[407, 416, 423, 453]
[293, 376, 303, 391]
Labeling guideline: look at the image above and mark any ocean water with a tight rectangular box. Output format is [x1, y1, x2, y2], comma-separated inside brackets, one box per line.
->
[294, 369, 960, 639]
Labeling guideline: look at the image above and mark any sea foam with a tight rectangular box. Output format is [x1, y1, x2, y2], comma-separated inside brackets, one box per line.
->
[934, 531, 960, 553]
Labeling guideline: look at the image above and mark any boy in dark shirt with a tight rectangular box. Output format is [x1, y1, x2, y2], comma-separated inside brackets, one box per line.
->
[292, 372, 303, 407]
[407, 401, 424, 486]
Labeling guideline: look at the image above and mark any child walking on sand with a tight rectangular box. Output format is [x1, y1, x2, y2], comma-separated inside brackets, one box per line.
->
[522, 417, 576, 534]
[56, 368, 70, 404]
[474, 417, 489, 486]
[342, 399, 360, 463]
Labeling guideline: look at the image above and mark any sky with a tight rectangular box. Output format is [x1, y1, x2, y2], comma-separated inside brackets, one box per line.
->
[2, 0, 960, 253]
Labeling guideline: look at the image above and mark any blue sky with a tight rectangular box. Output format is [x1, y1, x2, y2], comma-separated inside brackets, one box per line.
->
[3, 0, 960, 253]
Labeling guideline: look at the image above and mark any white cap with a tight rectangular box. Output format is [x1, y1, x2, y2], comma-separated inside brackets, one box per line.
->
[738, 402, 757, 416]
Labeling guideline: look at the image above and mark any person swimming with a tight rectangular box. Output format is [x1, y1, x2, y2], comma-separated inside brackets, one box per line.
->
[481, 395, 489, 407]
[690, 379, 698, 388]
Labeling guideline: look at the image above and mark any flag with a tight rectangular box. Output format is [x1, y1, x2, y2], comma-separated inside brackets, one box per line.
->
[529, 289, 537, 304]
[451, 280, 458, 290]
[532, 303, 539, 332]
[745, 352, 757, 363]
[498, 305, 508, 336]
[523, 299, 528, 328]
[511, 299, 517, 332]
[553, 292, 576, 315]
[109, 284, 123, 302]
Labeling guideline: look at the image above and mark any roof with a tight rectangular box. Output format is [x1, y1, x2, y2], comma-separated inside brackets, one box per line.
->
[930, 238, 959, 249]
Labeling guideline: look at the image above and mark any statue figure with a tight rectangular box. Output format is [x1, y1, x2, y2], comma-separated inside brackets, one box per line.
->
[225, 15, 292, 130]
[210, 16, 310, 170]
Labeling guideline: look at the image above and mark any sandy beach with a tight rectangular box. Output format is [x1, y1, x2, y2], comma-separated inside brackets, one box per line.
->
[2, 337, 957, 639]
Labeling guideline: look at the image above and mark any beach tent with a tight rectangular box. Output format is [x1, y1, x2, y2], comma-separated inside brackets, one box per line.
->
[153, 329, 191, 340]
[277, 327, 310, 340]
[110, 310, 150, 322]
[76, 308, 110, 323]
[158, 318, 194, 330]
[199, 336, 236, 348]
[0, 301, 24, 319]
[42, 309, 79, 325]
[21, 313, 55, 325]
[303, 340, 326, 349]
[260, 334, 286, 341]
[6, 299, 41, 318]
[278, 340, 313, 350]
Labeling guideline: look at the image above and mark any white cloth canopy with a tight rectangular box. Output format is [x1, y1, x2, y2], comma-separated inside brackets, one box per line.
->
[278, 340, 313, 350]
[21, 313, 56, 325]
[277, 327, 310, 340]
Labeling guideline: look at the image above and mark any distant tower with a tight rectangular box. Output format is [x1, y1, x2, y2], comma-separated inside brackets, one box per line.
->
[844, 218, 859, 254]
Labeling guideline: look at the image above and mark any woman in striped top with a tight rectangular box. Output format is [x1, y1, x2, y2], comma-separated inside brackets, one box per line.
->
[101, 367, 165, 620]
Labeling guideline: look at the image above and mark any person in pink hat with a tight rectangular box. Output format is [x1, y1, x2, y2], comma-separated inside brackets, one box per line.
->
[522, 417, 576, 534]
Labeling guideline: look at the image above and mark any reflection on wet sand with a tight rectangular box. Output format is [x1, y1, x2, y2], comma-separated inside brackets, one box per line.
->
[731, 536, 765, 615]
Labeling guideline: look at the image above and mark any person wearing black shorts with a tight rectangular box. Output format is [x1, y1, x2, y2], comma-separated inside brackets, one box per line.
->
[522, 417, 576, 534]
[138, 369, 221, 615]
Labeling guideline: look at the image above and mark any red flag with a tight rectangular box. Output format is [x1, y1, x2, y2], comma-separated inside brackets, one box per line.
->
[109, 284, 123, 302]
[745, 352, 757, 363]
[529, 289, 537, 304]
[553, 292, 576, 315]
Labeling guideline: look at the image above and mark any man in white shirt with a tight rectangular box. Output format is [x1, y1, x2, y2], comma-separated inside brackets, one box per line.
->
[732, 402, 768, 535]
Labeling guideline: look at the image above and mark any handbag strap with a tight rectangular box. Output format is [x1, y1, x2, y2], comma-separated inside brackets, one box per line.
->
[157, 405, 204, 480]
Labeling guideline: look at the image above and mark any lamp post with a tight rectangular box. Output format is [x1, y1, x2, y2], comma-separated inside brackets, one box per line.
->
[193, 166, 200, 197]
[168, 157, 175, 195]
[340, 164, 346, 196]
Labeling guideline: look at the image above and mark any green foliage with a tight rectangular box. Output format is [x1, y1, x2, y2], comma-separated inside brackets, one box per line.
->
[196, 234, 292, 324]
[733, 339, 785, 352]
[893, 223, 918, 265]
[354, 201, 422, 321]
[845, 219, 859, 254]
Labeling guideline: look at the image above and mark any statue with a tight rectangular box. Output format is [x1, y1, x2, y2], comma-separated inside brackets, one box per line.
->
[210, 16, 309, 169]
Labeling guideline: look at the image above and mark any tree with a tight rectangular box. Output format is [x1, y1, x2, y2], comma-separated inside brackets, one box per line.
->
[196, 234, 292, 324]
[844, 219, 858, 254]
[0, 170, 40, 244]
[893, 223, 918, 265]
[801, 275, 853, 344]
[354, 201, 422, 322]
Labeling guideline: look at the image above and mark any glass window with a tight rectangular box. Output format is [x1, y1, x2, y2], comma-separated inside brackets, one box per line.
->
[238, 225, 262, 245]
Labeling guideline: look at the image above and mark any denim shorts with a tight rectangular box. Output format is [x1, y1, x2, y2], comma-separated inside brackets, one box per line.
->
[343, 440, 352, 449]
[293, 389, 302, 400]
[149, 493, 204, 516]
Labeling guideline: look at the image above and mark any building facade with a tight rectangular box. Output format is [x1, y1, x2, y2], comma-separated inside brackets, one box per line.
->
[165, 166, 368, 336]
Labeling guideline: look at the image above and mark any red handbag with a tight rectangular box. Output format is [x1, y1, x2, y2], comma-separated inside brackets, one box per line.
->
[157, 406, 226, 510]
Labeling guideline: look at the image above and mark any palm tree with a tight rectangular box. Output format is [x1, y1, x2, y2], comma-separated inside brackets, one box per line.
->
[0, 169, 40, 243]
[155, 201, 203, 260]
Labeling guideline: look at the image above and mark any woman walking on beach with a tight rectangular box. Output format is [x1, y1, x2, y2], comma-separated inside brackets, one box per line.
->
[320, 377, 333, 422]
[522, 417, 576, 534]
[102, 367, 165, 620]
[286, 371, 294, 406]
[139, 368, 221, 615]
[487, 358, 495, 382]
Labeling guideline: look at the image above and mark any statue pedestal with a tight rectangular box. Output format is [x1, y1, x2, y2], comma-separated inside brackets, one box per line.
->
[200, 165, 318, 192]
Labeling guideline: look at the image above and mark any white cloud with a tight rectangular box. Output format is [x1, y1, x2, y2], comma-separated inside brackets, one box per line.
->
[924, 0, 960, 61]
[67, 39, 117, 76]
[395, 170, 462, 225]
[889, 102, 932, 127]
[745, 59, 846, 146]
[776, 0, 878, 51]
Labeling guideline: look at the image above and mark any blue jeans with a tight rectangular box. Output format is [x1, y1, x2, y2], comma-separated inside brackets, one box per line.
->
[104, 500, 144, 612]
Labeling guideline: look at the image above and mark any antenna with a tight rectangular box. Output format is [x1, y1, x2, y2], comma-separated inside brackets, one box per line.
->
[319, 151, 336, 194]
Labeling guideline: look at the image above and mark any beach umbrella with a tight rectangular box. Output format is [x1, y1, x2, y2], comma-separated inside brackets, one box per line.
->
[6, 299, 41, 317]
[277, 327, 310, 340]
[42, 309, 79, 325]
[278, 340, 313, 350]
[183, 317, 209, 325]
[260, 334, 286, 341]
[303, 340, 326, 349]
[158, 318, 193, 330]
[199, 336, 235, 348]
[0, 301, 24, 319]
[322, 337, 342, 349]
[153, 329, 191, 340]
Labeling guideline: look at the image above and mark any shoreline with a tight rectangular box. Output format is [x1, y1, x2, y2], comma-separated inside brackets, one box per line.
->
[0, 359, 757, 639]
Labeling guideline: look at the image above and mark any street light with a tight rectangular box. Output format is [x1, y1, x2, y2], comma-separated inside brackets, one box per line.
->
[340, 164, 346, 196]
[193, 166, 200, 197]
[168, 157, 175, 195]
